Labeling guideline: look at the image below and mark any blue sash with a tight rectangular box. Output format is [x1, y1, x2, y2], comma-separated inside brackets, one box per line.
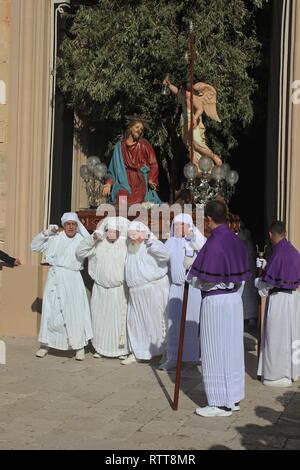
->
[107, 142, 132, 203]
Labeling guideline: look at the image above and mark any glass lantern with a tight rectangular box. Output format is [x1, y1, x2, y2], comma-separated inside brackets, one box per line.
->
[183, 162, 198, 181]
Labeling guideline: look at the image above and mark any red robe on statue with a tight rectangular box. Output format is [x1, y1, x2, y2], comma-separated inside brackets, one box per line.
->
[107, 138, 159, 205]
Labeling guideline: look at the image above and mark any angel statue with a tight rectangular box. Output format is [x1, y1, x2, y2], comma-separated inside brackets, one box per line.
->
[163, 76, 222, 173]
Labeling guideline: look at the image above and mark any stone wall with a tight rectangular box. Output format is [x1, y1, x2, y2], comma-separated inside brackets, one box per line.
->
[0, 0, 10, 248]
[0, 0, 51, 336]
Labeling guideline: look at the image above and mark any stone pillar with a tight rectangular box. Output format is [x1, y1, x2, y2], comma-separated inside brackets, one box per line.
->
[5, 0, 51, 262]
[0, 0, 51, 336]
[287, 1, 300, 250]
[276, 0, 300, 251]
[0, 0, 10, 247]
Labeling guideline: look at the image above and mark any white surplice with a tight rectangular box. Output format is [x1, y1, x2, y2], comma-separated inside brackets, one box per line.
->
[125, 240, 170, 360]
[76, 234, 129, 357]
[31, 231, 93, 350]
[256, 279, 300, 381]
[164, 232, 205, 362]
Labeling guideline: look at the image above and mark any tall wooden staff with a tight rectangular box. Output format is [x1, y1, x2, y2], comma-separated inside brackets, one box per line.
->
[188, 21, 195, 166]
[173, 20, 195, 411]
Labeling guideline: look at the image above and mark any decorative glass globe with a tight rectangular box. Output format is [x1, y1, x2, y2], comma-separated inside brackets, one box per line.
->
[87, 156, 101, 172]
[233, 171, 239, 184]
[199, 156, 214, 173]
[93, 162, 107, 179]
[211, 165, 226, 181]
[183, 162, 198, 180]
[80, 164, 90, 181]
[226, 170, 239, 186]
[220, 162, 230, 176]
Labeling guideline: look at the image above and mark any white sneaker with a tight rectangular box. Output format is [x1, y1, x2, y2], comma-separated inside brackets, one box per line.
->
[75, 348, 85, 361]
[93, 352, 102, 359]
[35, 347, 49, 358]
[158, 360, 177, 371]
[263, 378, 292, 387]
[232, 405, 240, 411]
[195, 406, 232, 417]
[120, 354, 137, 365]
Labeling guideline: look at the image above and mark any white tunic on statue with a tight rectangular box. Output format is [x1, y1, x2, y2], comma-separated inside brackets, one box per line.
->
[164, 235, 205, 362]
[257, 280, 300, 381]
[76, 234, 129, 357]
[125, 240, 170, 360]
[31, 231, 93, 350]
[190, 278, 245, 409]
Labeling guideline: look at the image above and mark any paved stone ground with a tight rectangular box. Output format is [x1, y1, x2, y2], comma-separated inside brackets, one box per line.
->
[0, 331, 299, 450]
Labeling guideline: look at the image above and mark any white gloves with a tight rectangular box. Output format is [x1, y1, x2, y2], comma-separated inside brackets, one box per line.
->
[183, 255, 195, 270]
[185, 228, 196, 242]
[93, 230, 105, 242]
[43, 224, 59, 236]
[255, 277, 269, 297]
[254, 277, 262, 288]
[256, 257, 267, 269]
[258, 288, 269, 298]
[145, 237, 154, 247]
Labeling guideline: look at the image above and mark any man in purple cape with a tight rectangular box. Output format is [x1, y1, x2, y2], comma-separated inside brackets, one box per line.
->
[256, 221, 300, 387]
[188, 200, 250, 417]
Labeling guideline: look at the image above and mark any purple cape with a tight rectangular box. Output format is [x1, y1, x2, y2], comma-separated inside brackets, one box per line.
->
[263, 238, 300, 289]
[188, 224, 251, 283]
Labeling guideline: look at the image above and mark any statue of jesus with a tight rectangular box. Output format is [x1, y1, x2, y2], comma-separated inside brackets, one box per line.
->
[103, 115, 161, 205]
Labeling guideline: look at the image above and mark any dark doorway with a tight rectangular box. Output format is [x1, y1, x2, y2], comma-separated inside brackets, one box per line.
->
[49, 5, 74, 225]
[229, 1, 275, 248]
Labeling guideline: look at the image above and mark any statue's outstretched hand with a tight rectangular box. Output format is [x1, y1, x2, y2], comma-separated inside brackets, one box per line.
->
[212, 154, 222, 166]
[149, 182, 157, 191]
[163, 75, 170, 86]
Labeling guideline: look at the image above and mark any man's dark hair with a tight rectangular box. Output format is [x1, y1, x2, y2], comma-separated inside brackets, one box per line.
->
[227, 212, 233, 225]
[205, 200, 228, 224]
[269, 220, 286, 235]
[124, 119, 144, 139]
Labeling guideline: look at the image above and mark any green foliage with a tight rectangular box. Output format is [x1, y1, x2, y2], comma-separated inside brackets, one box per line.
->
[58, 0, 267, 165]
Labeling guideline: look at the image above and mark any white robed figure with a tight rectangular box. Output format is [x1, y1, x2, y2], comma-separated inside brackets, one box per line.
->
[122, 221, 170, 365]
[188, 201, 250, 417]
[31, 212, 93, 360]
[255, 221, 300, 387]
[256, 283, 300, 386]
[76, 216, 130, 359]
[159, 213, 206, 370]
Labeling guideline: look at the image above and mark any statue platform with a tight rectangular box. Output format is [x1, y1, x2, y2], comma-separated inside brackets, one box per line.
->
[77, 205, 206, 239]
